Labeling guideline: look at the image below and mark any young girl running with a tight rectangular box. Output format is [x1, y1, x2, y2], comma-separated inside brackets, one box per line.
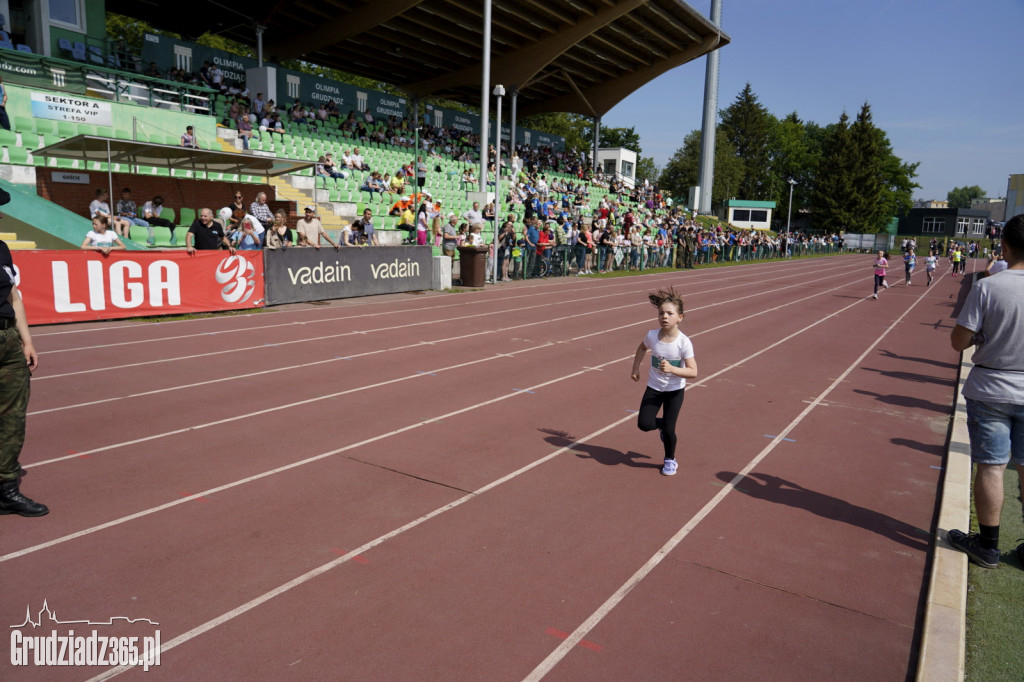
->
[630, 287, 698, 476]
[925, 249, 937, 286]
[903, 248, 916, 285]
[872, 250, 889, 299]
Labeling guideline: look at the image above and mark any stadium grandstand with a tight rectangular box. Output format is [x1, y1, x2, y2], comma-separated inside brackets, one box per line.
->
[0, 0, 733, 315]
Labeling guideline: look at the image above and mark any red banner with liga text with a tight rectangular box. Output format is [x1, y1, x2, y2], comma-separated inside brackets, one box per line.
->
[12, 250, 265, 325]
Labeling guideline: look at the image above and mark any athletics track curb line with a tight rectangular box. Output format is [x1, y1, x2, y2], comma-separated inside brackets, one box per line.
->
[916, 308, 974, 681]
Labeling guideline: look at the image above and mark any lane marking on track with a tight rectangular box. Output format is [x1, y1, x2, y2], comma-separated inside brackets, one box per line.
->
[763, 435, 796, 442]
[29, 265, 866, 415]
[35, 260, 858, 380]
[27, 270, 868, 464]
[521, 270, 948, 682]
[544, 628, 603, 653]
[10, 274, 874, 569]
[38, 258, 832, 351]
[69, 281, 892, 679]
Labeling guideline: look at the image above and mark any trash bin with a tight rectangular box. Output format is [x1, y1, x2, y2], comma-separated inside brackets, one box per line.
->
[457, 246, 489, 287]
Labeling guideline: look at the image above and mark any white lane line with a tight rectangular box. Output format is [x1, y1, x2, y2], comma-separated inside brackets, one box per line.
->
[31, 264, 864, 413]
[81, 268, 874, 680]
[34, 261, 861, 381]
[26, 269, 866, 456]
[12, 274, 869, 567]
[37, 258, 845, 351]
[522, 273, 946, 681]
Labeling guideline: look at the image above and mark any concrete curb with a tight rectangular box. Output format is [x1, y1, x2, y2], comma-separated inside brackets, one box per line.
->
[915, 320, 974, 681]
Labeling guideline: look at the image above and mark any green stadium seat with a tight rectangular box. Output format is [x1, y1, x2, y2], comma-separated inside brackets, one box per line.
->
[0, 129, 16, 147]
[178, 208, 197, 227]
[5, 146, 29, 165]
[34, 119, 56, 135]
[129, 225, 151, 244]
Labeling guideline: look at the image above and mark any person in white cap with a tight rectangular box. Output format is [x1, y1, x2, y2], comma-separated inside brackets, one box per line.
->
[297, 205, 338, 250]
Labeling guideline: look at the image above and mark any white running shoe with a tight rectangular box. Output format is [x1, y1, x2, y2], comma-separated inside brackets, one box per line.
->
[661, 459, 678, 476]
[872, 293, 877, 299]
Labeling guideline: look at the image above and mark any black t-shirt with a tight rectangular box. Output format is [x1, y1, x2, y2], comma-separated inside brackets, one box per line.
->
[188, 219, 227, 249]
[0, 241, 16, 319]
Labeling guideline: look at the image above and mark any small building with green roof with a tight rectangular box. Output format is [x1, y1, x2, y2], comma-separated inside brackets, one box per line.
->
[721, 200, 776, 231]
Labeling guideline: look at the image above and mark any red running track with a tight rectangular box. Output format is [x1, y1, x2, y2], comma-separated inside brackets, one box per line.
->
[1, 255, 972, 680]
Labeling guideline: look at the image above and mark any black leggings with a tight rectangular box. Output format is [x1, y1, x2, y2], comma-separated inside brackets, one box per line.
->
[637, 385, 685, 460]
[874, 274, 885, 294]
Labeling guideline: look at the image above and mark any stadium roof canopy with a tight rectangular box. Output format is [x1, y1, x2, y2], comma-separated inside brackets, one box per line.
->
[34, 136, 312, 177]
[108, 0, 729, 119]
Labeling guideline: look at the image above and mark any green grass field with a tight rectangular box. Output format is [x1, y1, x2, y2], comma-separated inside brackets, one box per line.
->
[965, 466, 1024, 681]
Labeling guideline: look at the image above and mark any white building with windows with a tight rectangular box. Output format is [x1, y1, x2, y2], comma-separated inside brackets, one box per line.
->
[596, 148, 637, 188]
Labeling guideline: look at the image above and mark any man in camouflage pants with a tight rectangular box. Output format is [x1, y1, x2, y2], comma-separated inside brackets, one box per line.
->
[0, 210, 48, 517]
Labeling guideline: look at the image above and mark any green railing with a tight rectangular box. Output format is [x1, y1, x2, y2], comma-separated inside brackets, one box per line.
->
[0, 47, 216, 114]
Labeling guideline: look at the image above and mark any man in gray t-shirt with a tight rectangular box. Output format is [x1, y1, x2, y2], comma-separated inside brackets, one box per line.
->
[441, 213, 459, 258]
[947, 213, 1024, 569]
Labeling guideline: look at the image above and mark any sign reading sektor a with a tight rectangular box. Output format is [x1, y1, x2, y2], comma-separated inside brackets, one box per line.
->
[263, 246, 433, 305]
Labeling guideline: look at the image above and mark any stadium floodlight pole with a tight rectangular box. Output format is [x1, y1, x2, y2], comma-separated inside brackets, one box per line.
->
[696, 0, 723, 215]
[786, 178, 797, 257]
[478, 0, 492, 194]
[492, 84, 505, 283]
[255, 25, 264, 67]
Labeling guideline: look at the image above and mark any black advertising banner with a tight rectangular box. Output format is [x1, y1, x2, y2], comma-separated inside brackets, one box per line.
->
[263, 246, 433, 305]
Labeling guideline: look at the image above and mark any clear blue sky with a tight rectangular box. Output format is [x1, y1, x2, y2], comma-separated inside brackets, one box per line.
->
[602, 0, 1023, 203]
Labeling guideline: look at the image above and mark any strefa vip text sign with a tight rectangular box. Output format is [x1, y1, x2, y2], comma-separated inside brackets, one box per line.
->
[263, 246, 432, 305]
[30, 92, 113, 127]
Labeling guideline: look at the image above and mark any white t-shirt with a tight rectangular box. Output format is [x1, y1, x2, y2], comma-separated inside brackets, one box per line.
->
[85, 230, 119, 247]
[643, 329, 694, 392]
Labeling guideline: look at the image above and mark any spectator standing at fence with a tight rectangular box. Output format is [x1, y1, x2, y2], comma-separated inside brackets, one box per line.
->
[264, 210, 292, 250]
[80, 216, 127, 253]
[630, 287, 698, 477]
[186, 208, 235, 253]
[523, 218, 540, 279]
[353, 208, 379, 247]
[116, 188, 153, 245]
[296, 206, 338, 250]
[947, 214, 1024, 569]
[0, 235, 47, 516]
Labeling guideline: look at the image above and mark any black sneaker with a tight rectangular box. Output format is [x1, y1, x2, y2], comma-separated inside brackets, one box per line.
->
[947, 529, 1000, 569]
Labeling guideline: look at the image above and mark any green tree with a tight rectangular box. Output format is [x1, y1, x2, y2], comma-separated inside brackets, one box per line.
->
[635, 156, 658, 184]
[519, 112, 592, 154]
[810, 112, 856, 231]
[719, 83, 777, 200]
[848, 102, 884, 232]
[770, 112, 822, 215]
[599, 126, 642, 155]
[659, 129, 744, 209]
[946, 185, 986, 209]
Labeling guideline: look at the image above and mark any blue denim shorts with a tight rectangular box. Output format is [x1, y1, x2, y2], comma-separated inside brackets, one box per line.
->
[965, 398, 1024, 466]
